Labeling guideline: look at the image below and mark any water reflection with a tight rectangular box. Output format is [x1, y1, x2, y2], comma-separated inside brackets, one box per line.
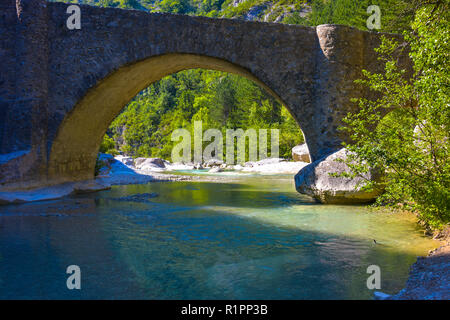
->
[0, 175, 439, 299]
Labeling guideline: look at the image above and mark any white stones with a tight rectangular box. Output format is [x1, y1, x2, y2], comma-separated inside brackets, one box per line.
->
[115, 155, 134, 166]
[0, 180, 111, 205]
[134, 158, 166, 171]
[204, 158, 224, 168]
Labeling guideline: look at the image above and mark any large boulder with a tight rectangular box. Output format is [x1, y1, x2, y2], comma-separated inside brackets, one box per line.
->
[292, 144, 311, 163]
[294, 148, 383, 204]
[133, 157, 147, 168]
[115, 155, 134, 166]
[135, 158, 166, 171]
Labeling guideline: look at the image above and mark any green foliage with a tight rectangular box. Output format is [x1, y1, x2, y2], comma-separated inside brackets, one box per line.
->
[118, 0, 141, 9]
[57, 0, 420, 32]
[299, 0, 419, 32]
[158, 0, 193, 13]
[340, 3, 450, 228]
[99, 134, 119, 155]
[105, 70, 304, 161]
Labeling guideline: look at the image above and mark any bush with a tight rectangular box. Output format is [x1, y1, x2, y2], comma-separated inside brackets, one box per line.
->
[340, 4, 449, 228]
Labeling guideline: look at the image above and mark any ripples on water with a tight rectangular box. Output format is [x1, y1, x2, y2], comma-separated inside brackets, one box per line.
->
[0, 174, 439, 299]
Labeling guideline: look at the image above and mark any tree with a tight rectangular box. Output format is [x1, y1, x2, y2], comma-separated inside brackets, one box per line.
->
[340, 2, 449, 228]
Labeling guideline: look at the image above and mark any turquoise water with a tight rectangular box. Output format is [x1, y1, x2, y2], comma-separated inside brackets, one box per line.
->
[0, 174, 439, 299]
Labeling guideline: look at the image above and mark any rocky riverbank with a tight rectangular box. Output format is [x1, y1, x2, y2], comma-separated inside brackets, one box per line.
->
[0, 154, 308, 204]
[390, 241, 449, 299]
[374, 228, 450, 300]
[109, 154, 308, 175]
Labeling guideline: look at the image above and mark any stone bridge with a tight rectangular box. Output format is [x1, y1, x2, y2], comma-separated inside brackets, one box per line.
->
[0, 0, 408, 190]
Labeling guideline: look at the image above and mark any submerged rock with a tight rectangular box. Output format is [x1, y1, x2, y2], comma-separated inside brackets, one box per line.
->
[194, 163, 204, 170]
[72, 180, 111, 194]
[110, 192, 159, 203]
[294, 148, 383, 204]
[0, 180, 111, 205]
[208, 167, 223, 173]
[292, 143, 311, 163]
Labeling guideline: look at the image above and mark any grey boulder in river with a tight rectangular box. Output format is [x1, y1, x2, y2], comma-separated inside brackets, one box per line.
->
[295, 148, 383, 204]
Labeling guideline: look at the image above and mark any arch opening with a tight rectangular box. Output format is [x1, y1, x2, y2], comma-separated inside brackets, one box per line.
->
[48, 53, 305, 184]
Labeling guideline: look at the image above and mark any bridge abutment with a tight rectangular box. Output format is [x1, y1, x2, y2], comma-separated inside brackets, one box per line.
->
[0, 0, 50, 190]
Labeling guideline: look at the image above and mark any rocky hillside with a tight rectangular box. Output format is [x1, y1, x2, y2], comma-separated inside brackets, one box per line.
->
[219, 0, 312, 23]
[55, 0, 313, 24]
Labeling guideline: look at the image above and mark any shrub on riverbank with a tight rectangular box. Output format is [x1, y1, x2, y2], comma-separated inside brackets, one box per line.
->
[340, 3, 449, 229]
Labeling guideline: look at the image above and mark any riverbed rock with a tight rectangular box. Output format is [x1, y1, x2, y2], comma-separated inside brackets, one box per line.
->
[208, 167, 223, 173]
[194, 163, 204, 170]
[72, 180, 112, 194]
[0, 180, 111, 204]
[135, 158, 166, 170]
[115, 155, 134, 166]
[205, 158, 224, 168]
[294, 148, 383, 204]
[244, 161, 256, 167]
[292, 144, 311, 163]
[133, 157, 147, 168]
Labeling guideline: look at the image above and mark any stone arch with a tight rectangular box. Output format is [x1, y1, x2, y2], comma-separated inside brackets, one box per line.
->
[48, 53, 302, 183]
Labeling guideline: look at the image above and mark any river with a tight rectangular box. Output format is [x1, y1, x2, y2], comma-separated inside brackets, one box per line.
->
[0, 173, 439, 299]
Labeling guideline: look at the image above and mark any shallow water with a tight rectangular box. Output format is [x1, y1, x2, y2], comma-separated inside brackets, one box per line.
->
[0, 174, 439, 299]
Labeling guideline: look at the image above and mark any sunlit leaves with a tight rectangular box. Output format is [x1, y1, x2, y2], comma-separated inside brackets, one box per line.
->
[341, 4, 449, 228]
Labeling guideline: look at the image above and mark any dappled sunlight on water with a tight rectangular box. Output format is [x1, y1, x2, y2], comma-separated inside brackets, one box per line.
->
[0, 174, 440, 299]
